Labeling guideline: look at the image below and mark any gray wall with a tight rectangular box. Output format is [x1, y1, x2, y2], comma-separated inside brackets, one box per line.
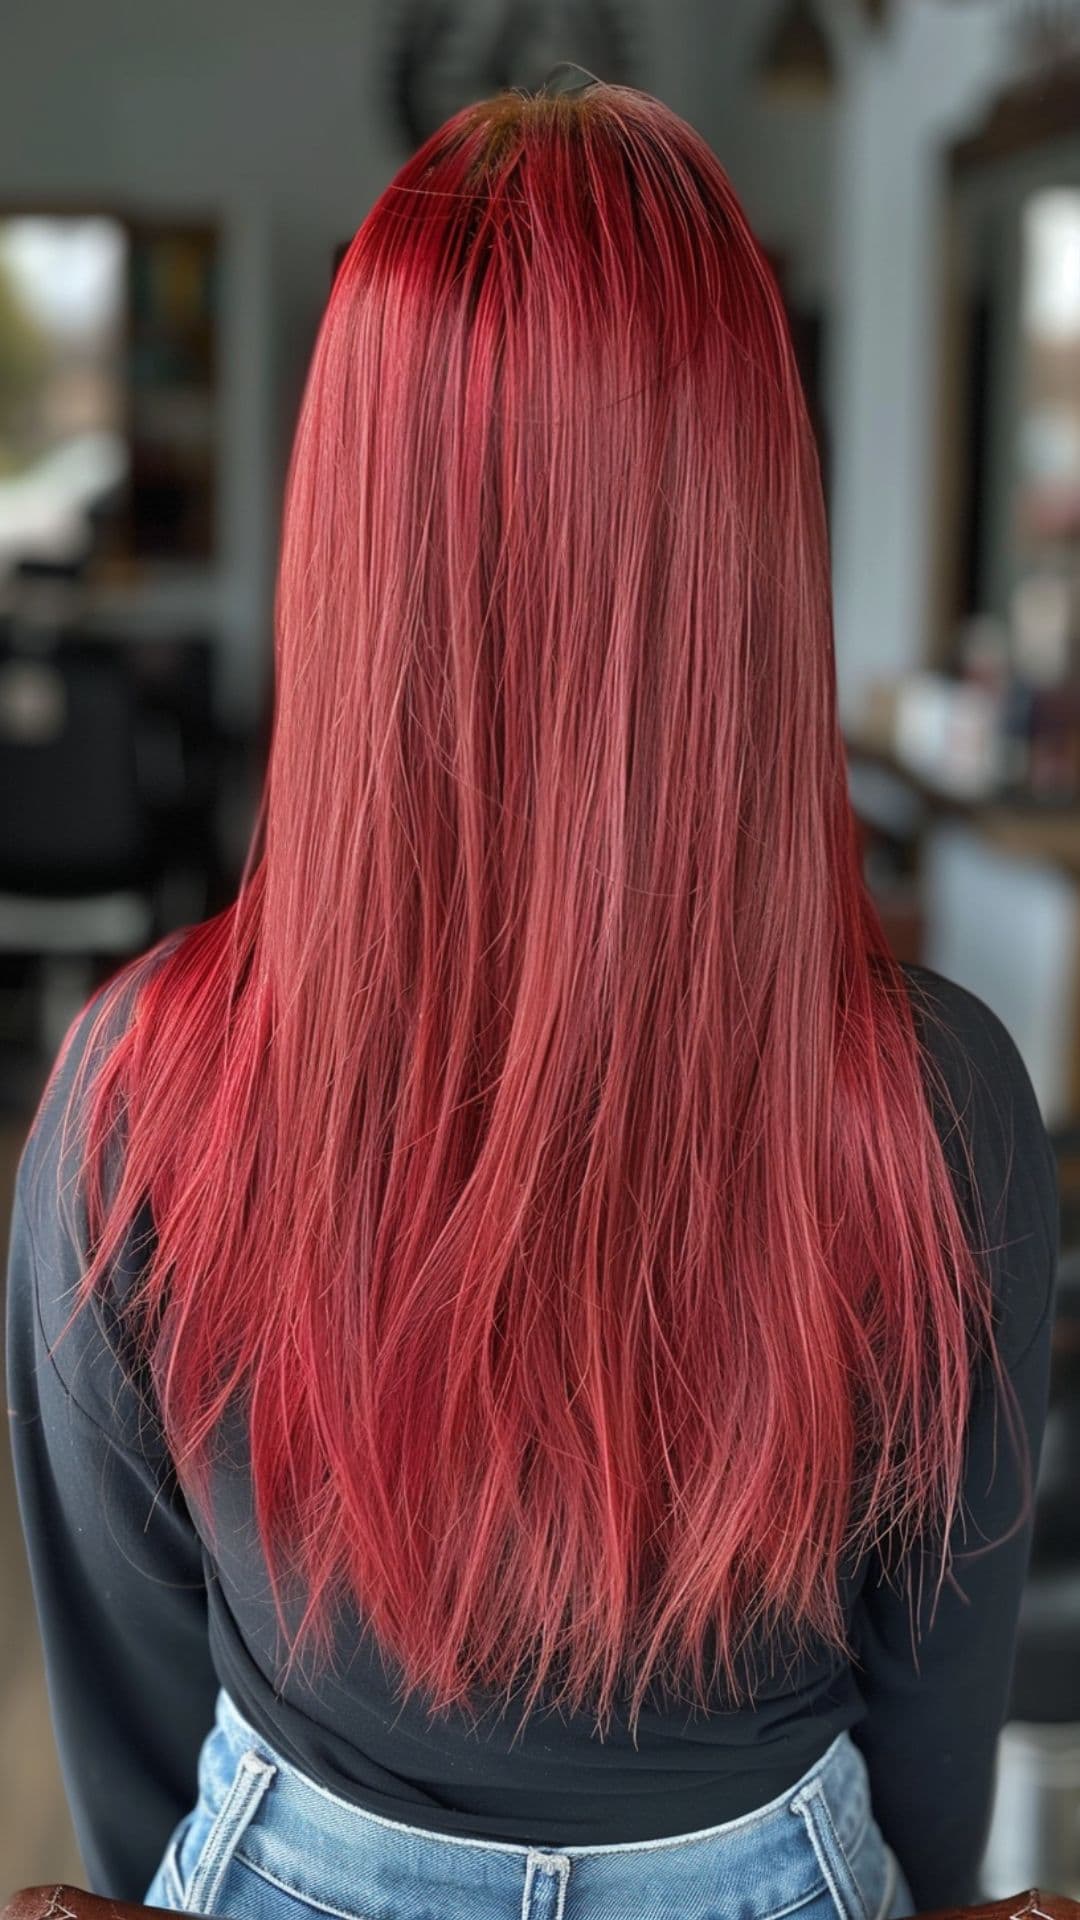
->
[0, 1, 838, 726]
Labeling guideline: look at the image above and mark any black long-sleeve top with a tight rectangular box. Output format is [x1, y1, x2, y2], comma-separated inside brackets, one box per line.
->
[5, 947, 1059, 1911]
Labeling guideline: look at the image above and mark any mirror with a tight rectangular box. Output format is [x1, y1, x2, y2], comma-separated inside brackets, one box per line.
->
[932, 52, 1080, 670]
[0, 207, 220, 581]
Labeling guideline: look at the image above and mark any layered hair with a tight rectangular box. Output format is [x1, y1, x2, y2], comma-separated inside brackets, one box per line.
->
[40, 82, 1017, 1740]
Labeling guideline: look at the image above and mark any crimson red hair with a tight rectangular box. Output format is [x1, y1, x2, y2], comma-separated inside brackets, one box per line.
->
[41, 83, 1019, 1739]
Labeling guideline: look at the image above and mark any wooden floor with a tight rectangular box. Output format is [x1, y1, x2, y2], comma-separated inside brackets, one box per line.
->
[0, 1116, 85, 1895]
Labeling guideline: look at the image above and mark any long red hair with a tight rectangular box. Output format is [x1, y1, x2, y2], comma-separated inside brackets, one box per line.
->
[39, 83, 1016, 1740]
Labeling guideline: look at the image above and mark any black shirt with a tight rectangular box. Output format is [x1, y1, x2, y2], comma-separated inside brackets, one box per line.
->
[5, 945, 1060, 1912]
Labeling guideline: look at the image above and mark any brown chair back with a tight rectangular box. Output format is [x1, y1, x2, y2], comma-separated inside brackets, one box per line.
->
[3, 1885, 1080, 1920]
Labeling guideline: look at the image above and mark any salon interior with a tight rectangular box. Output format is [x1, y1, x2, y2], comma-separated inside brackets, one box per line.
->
[1, 0, 1079, 1899]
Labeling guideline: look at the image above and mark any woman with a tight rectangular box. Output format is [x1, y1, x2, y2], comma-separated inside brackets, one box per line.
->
[6, 71, 1059, 1920]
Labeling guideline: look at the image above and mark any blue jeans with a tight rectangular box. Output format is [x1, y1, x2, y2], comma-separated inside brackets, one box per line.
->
[144, 1685, 916, 1920]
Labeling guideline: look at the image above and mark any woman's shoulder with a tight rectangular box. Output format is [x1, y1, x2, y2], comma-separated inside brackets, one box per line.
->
[17, 929, 186, 1214]
[897, 959, 1060, 1366]
[896, 958, 1056, 1193]
[898, 958, 1037, 1091]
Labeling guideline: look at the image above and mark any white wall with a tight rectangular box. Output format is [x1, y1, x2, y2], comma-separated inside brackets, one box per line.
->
[827, 0, 1017, 725]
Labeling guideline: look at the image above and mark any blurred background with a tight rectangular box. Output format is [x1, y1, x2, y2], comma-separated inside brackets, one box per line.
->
[2, 0, 1079, 1899]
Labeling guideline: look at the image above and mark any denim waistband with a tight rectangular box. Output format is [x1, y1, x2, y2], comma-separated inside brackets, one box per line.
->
[199, 1685, 874, 1920]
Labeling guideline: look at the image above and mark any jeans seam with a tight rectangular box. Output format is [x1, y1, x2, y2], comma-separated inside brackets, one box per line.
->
[872, 1848, 898, 1920]
[766, 1885, 851, 1920]
[790, 1779, 870, 1920]
[157, 1813, 194, 1908]
[846, 1808, 870, 1859]
[224, 1851, 381, 1920]
[161, 1854, 185, 1908]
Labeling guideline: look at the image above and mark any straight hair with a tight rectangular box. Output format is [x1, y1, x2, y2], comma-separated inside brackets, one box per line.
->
[39, 82, 1020, 1742]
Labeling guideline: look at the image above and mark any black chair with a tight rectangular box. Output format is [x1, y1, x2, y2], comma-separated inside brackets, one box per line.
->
[0, 632, 160, 1080]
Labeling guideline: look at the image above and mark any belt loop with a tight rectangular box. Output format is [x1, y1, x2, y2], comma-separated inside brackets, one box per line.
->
[521, 1848, 572, 1920]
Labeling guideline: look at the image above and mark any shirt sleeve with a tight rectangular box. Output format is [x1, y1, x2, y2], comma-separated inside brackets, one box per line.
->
[848, 968, 1060, 1913]
[5, 961, 221, 1901]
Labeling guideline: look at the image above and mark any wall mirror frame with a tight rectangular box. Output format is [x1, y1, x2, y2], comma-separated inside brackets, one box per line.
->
[0, 199, 221, 578]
